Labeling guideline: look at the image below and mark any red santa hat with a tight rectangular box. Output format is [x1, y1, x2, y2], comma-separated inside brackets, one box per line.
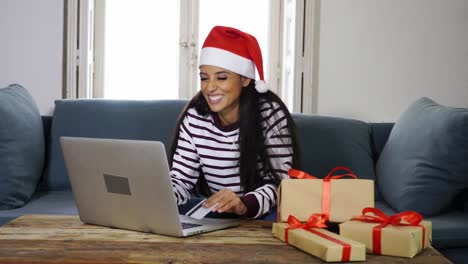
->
[199, 26, 268, 93]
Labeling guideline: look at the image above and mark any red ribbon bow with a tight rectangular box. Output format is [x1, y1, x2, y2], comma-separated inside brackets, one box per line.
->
[284, 214, 351, 262]
[285, 214, 328, 241]
[352, 207, 426, 255]
[288, 166, 357, 220]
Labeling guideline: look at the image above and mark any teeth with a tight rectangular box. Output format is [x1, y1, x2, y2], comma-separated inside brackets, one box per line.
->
[209, 95, 223, 101]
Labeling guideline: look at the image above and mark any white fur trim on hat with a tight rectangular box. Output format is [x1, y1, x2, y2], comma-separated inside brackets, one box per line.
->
[200, 47, 255, 79]
[255, 80, 268, 93]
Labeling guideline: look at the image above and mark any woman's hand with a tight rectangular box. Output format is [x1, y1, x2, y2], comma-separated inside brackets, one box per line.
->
[204, 189, 247, 216]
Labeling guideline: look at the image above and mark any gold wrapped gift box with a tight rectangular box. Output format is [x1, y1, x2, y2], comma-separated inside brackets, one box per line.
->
[272, 222, 366, 262]
[277, 178, 374, 223]
[340, 219, 432, 258]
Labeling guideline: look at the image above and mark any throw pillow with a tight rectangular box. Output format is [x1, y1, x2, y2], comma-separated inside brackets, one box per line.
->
[376, 97, 468, 216]
[0, 84, 45, 209]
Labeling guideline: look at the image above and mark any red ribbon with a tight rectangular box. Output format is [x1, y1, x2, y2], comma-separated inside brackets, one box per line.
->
[351, 207, 426, 255]
[288, 166, 357, 220]
[285, 214, 328, 242]
[284, 214, 351, 262]
[288, 169, 318, 179]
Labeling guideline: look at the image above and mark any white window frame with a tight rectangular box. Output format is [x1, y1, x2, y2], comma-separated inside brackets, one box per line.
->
[65, 0, 94, 99]
[93, 0, 105, 98]
[178, 0, 199, 99]
[287, 0, 320, 114]
[292, 0, 304, 113]
[302, 0, 321, 114]
[268, 0, 282, 96]
[65, 0, 78, 99]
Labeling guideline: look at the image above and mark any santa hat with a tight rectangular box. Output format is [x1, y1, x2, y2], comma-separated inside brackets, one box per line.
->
[199, 26, 268, 93]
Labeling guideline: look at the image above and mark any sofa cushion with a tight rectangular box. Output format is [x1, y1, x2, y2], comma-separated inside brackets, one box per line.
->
[439, 248, 468, 264]
[292, 114, 378, 198]
[0, 84, 44, 209]
[429, 211, 468, 249]
[0, 191, 77, 218]
[41, 99, 188, 191]
[375, 201, 468, 249]
[377, 97, 468, 216]
[0, 217, 15, 226]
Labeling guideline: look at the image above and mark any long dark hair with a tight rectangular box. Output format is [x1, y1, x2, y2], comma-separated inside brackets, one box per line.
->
[169, 80, 300, 196]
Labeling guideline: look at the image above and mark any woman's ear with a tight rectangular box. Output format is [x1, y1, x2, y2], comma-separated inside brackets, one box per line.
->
[241, 77, 251, 88]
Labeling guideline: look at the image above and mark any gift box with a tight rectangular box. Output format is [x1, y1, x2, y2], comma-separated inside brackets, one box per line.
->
[272, 214, 366, 262]
[339, 208, 432, 258]
[278, 166, 374, 223]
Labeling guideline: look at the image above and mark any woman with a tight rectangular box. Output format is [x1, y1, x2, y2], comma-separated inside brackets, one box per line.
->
[169, 26, 299, 219]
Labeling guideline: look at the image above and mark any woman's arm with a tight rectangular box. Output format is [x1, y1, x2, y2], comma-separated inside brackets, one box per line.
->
[170, 115, 201, 205]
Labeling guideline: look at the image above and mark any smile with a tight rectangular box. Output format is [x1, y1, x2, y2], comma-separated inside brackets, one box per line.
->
[208, 95, 224, 104]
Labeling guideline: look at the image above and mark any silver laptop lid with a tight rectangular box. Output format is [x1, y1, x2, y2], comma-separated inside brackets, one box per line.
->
[60, 137, 184, 236]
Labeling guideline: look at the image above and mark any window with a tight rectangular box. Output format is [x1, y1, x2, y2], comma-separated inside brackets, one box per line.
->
[100, 0, 179, 100]
[66, 0, 319, 113]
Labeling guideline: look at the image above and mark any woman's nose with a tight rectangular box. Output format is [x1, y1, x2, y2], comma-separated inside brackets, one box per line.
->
[206, 79, 217, 92]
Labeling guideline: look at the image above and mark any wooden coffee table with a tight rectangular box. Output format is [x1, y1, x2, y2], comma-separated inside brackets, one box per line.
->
[0, 215, 452, 264]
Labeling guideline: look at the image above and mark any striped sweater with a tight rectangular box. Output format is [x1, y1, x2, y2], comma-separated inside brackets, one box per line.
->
[170, 100, 293, 218]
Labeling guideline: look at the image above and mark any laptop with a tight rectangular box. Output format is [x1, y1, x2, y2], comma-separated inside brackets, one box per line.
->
[60, 136, 239, 237]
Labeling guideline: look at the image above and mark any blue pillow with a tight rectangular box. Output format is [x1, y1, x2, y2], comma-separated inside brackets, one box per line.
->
[377, 97, 468, 216]
[0, 84, 44, 209]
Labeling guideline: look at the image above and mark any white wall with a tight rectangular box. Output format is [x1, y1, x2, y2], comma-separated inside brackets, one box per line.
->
[0, 0, 63, 115]
[317, 0, 468, 122]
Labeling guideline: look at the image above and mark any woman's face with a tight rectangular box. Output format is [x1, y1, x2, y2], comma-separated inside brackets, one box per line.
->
[199, 65, 250, 125]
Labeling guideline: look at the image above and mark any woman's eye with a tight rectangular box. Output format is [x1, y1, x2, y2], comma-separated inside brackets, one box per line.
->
[217, 77, 227, 80]
[200, 77, 208, 81]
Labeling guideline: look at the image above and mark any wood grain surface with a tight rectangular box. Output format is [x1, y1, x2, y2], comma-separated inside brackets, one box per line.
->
[0, 215, 452, 264]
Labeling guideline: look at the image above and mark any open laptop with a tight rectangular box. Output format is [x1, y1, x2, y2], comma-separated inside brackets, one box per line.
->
[60, 137, 239, 237]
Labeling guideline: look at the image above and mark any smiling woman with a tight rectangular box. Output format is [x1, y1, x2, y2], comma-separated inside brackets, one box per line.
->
[168, 26, 300, 220]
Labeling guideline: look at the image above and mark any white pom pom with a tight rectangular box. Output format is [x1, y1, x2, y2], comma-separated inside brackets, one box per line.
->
[255, 80, 269, 93]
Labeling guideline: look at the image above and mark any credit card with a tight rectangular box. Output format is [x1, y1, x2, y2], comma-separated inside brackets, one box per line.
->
[185, 198, 218, 220]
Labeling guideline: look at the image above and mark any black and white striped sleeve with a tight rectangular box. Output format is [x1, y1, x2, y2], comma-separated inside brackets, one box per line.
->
[170, 115, 201, 205]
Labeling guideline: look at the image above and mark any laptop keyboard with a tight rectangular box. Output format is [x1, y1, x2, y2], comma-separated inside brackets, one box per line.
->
[181, 222, 202, 229]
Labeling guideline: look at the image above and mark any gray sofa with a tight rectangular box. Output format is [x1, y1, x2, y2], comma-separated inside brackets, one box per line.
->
[1, 99, 467, 263]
